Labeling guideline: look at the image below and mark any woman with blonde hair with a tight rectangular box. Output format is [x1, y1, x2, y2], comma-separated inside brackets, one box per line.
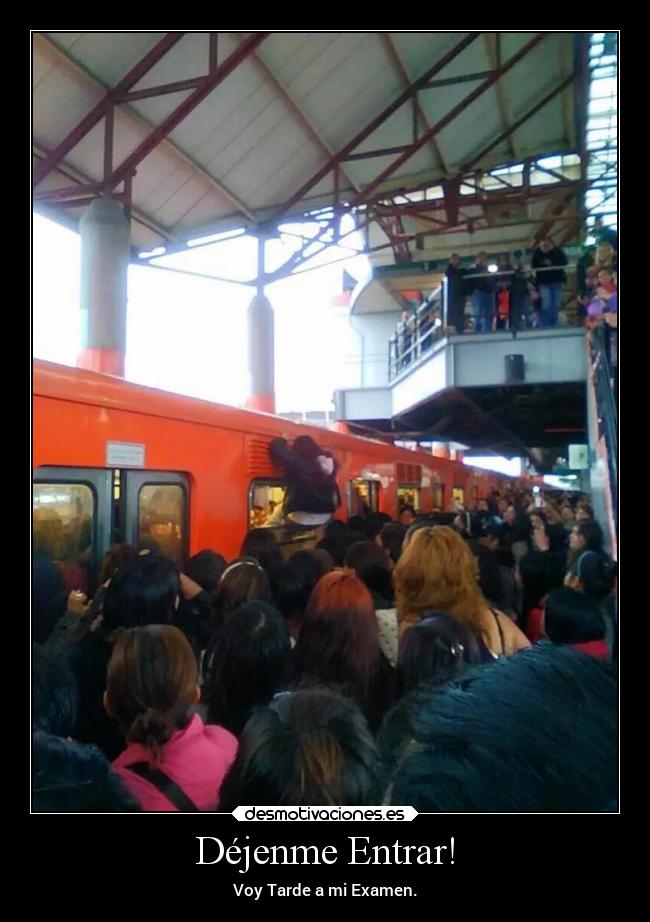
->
[394, 525, 530, 660]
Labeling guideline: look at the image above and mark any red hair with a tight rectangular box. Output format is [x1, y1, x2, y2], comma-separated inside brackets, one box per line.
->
[294, 570, 380, 709]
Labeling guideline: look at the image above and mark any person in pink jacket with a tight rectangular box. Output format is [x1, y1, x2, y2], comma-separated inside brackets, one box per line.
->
[105, 625, 237, 811]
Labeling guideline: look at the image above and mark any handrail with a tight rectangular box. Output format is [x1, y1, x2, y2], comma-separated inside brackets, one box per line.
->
[588, 321, 618, 533]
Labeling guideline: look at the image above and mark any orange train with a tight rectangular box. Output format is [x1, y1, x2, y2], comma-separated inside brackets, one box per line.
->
[33, 359, 515, 575]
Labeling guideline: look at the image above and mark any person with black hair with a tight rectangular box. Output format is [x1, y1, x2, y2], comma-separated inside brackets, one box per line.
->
[32, 645, 78, 738]
[382, 642, 617, 812]
[347, 514, 370, 536]
[315, 519, 361, 567]
[240, 529, 283, 575]
[219, 687, 383, 808]
[396, 612, 481, 698]
[211, 557, 271, 631]
[203, 602, 292, 736]
[186, 549, 226, 594]
[345, 541, 399, 667]
[543, 587, 608, 659]
[366, 511, 392, 540]
[518, 550, 566, 639]
[70, 552, 184, 760]
[444, 253, 468, 333]
[377, 522, 408, 566]
[569, 520, 604, 566]
[32, 732, 140, 813]
[565, 549, 616, 603]
[531, 237, 568, 328]
[269, 553, 322, 642]
[398, 505, 416, 527]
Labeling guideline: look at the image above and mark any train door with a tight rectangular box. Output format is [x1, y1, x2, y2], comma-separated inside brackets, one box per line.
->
[431, 481, 444, 511]
[33, 467, 113, 596]
[451, 486, 465, 510]
[397, 484, 420, 512]
[121, 470, 190, 568]
[347, 479, 380, 516]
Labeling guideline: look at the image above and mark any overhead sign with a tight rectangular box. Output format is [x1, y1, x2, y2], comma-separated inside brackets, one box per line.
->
[106, 441, 146, 468]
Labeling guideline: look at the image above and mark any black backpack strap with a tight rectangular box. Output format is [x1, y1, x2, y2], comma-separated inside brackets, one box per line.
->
[490, 608, 506, 656]
[128, 761, 200, 812]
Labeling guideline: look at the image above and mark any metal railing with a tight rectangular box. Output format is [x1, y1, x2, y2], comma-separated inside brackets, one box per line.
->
[589, 321, 618, 532]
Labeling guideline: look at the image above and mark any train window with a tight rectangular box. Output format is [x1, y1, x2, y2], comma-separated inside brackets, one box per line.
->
[452, 487, 465, 509]
[431, 483, 444, 511]
[33, 483, 94, 595]
[249, 479, 321, 552]
[348, 479, 380, 516]
[250, 480, 288, 529]
[397, 485, 420, 511]
[138, 484, 185, 566]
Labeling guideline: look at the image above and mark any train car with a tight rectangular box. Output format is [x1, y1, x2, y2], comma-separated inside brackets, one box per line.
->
[33, 359, 515, 589]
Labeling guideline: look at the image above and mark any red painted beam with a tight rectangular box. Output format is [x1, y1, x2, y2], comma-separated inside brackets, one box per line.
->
[424, 69, 495, 88]
[114, 76, 205, 103]
[269, 32, 482, 222]
[463, 73, 576, 171]
[109, 32, 270, 189]
[33, 32, 186, 186]
[351, 33, 549, 207]
[344, 144, 412, 162]
[33, 181, 104, 202]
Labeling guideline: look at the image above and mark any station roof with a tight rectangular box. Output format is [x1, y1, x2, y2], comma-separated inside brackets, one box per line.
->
[33, 32, 586, 258]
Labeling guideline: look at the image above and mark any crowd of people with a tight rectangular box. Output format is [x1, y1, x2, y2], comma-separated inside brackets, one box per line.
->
[391, 223, 618, 374]
[32, 482, 618, 813]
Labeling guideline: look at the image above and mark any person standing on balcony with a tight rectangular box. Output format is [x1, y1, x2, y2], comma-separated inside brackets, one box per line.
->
[468, 252, 495, 333]
[445, 254, 467, 334]
[531, 237, 568, 328]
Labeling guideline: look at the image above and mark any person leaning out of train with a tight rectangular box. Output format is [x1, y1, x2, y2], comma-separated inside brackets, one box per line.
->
[107, 625, 238, 811]
[269, 435, 341, 526]
[394, 526, 531, 660]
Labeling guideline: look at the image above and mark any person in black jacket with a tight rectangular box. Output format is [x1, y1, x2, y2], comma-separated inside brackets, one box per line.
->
[444, 254, 467, 333]
[467, 252, 496, 333]
[269, 436, 341, 527]
[531, 237, 568, 328]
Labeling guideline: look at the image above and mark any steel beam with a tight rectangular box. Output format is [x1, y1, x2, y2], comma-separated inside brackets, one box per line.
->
[484, 33, 517, 159]
[33, 142, 176, 242]
[381, 33, 449, 174]
[423, 70, 494, 88]
[268, 32, 482, 223]
[33, 32, 186, 185]
[351, 33, 548, 208]
[463, 74, 575, 171]
[114, 76, 206, 103]
[108, 32, 270, 190]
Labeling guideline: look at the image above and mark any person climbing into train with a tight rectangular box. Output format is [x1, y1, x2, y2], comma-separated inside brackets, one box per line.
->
[269, 435, 341, 527]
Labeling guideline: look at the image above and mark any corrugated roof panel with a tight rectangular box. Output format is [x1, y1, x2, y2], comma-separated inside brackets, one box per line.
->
[33, 44, 104, 147]
[260, 32, 401, 150]
[390, 32, 475, 80]
[33, 32, 586, 252]
[46, 32, 166, 87]
[515, 96, 567, 157]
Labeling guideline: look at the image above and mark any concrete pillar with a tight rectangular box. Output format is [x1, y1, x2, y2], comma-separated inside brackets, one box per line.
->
[77, 198, 130, 376]
[245, 236, 275, 413]
[245, 293, 275, 413]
